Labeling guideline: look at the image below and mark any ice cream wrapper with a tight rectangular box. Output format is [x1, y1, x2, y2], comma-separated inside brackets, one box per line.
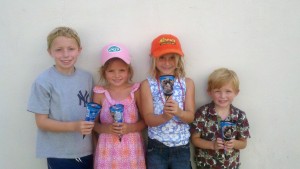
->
[220, 121, 236, 141]
[83, 102, 102, 139]
[159, 75, 175, 97]
[110, 104, 124, 123]
[85, 102, 102, 121]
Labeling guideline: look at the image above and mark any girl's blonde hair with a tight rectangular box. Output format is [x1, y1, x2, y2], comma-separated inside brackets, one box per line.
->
[149, 54, 186, 78]
[47, 26, 81, 50]
[99, 58, 134, 84]
[207, 68, 240, 92]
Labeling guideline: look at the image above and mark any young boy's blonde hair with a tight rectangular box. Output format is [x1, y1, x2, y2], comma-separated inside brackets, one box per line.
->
[47, 26, 81, 50]
[149, 54, 186, 78]
[207, 68, 240, 92]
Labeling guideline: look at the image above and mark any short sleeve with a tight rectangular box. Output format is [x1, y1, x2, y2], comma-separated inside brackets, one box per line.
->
[190, 107, 205, 134]
[93, 86, 105, 94]
[130, 83, 140, 98]
[237, 112, 251, 139]
[27, 80, 51, 114]
[93, 85, 114, 104]
[131, 83, 140, 92]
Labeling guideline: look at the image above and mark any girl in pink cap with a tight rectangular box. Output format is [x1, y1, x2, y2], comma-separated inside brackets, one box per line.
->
[92, 43, 146, 169]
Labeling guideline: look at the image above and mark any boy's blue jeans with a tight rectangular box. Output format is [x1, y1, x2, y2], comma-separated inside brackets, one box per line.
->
[47, 154, 93, 169]
[146, 138, 192, 169]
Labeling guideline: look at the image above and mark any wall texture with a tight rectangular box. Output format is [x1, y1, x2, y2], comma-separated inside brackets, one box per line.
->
[1, 0, 300, 168]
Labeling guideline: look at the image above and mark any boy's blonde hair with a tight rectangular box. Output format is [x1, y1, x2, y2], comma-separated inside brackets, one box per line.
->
[207, 68, 240, 92]
[99, 58, 134, 84]
[149, 54, 186, 78]
[47, 26, 81, 50]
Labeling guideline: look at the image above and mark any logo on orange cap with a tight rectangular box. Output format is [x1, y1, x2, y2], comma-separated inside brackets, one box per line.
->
[159, 37, 176, 45]
[150, 34, 184, 58]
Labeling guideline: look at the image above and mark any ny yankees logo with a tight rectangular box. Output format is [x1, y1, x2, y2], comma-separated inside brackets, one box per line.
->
[77, 90, 89, 107]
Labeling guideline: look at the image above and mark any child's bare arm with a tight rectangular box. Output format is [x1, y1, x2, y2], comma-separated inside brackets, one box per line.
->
[166, 78, 195, 123]
[118, 119, 146, 135]
[130, 87, 147, 133]
[92, 92, 114, 135]
[140, 80, 173, 127]
[93, 122, 118, 134]
[117, 88, 147, 134]
[35, 114, 94, 135]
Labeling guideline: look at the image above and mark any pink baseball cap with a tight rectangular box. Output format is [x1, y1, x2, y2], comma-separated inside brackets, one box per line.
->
[101, 43, 131, 65]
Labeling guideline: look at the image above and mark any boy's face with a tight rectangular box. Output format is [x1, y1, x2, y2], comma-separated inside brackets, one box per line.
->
[48, 36, 81, 74]
[208, 82, 239, 110]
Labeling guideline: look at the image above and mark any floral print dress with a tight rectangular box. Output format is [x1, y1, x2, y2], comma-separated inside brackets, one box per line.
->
[93, 83, 146, 169]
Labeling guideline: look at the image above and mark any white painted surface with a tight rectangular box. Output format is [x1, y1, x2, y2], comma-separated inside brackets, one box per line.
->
[1, 0, 299, 168]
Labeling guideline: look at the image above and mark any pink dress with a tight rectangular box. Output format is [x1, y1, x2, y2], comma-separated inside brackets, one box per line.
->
[93, 83, 146, 169]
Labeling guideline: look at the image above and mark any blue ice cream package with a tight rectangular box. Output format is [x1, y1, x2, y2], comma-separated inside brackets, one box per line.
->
[110, 104, 124, 141]
[159, 75, 175, 97]
[220, 121, 236, 141]
[110, 104, 124, 123]
[83, 102, 102, 139]
[85, 102, 102, 121]
[159, 75, 180, 123]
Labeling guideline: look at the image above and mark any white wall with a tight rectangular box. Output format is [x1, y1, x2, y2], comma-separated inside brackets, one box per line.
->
[1, 0, 299, 168]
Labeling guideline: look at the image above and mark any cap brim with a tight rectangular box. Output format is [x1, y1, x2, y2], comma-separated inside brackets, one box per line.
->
[102, 55, 130, 65]
[152, 49, 184, 58]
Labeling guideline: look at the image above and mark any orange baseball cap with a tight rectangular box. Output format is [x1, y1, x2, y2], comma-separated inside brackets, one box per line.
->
[150, 34, 184, 58]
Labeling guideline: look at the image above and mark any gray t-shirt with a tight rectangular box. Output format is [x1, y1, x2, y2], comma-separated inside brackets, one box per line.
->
[27, 66, 93, 158]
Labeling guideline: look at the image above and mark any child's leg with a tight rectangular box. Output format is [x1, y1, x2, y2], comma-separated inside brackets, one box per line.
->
[146, 138, 168, 169]
[169, 143, 192, 169]
[47, 154, 93, 169]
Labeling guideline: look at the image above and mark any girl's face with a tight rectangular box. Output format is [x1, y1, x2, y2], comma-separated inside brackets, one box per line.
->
[208, 82, 239, 111]
[48, 36, 81, 75]
[155, 53, 177, 76]
[105, 59, 130, 87]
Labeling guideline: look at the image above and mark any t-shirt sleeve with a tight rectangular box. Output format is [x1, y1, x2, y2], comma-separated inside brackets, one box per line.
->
[27, 80, 51, 114]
